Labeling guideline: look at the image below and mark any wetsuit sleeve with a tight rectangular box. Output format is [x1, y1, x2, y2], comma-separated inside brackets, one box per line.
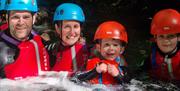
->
[114, 66, 130, 84]
[71, 67, 98, 83]
[77, 68, 98, 81]
[42, 40, 58, 51]
[0, 67, 6, 78]
[42, 41, 59, 68]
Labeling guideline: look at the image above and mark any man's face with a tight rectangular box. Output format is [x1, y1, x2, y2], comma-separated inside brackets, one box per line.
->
[98, 39, 124, 61]
[8, 11, 35, 41]
[56, 20, 81, 46]
[156, 34, 178, 53]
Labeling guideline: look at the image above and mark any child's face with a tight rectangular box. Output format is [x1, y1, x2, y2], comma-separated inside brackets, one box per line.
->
[98, 39, 124, 61]
[156, 34, 178, 53]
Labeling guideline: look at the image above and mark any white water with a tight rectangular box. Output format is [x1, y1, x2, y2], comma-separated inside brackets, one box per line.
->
[0, 71, 179, 91]
[0, 77, 145, 91]
[0, 76, 93, 91]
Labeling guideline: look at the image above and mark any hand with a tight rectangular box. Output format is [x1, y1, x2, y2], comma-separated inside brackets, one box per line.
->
[107, 64, 119, 77]
[96, 63, 107, 73]
[41, 32, 50, 41]
[0, 45, 16, 68]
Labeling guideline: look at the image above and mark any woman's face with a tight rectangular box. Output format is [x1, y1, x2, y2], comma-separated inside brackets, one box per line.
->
[56, 20, 81, 46]
[156, 34, 178, 53]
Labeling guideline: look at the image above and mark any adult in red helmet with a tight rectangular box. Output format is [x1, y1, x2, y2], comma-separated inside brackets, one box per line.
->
[144, 9, 180, 82]
[0, 0, 50, 79]
[72, 21, 129, 85]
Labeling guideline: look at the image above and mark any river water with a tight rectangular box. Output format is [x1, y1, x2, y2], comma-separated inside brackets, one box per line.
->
[0, 72, 179, 91]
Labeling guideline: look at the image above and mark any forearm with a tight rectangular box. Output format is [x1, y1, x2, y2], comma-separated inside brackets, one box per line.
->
[114, 66, 130, 84]
[114, 73, 129, 84]
[76, 68, 98, 81]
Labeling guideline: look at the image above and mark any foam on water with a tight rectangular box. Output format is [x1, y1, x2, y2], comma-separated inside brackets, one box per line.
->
[0, 71, 179, 91]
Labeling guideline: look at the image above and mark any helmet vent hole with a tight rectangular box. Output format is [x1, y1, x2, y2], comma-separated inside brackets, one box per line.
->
[60, 10, 64, 15]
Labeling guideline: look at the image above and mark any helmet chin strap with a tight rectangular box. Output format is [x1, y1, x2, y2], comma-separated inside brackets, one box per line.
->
[166, 47, 177, 57]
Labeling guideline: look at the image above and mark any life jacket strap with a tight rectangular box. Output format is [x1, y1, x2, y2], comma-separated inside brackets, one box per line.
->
[164, 56, 174, 79]
[30, 40, 42, 75]
[71, 46, 77, 72]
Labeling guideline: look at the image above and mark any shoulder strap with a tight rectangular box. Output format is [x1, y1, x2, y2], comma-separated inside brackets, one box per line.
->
[151, 43, 157, 68]
[115, 55, 127, 66]
[71, 45, 78, 72]
[0, 32, 20, 46]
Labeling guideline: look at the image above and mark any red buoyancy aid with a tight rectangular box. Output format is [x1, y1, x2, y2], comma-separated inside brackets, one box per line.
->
[0, 23, 8, 31]
[150, 49, 180, 81]
[4, 35, 50, 80]
[86, 57, 123, 85]
[52, 43, 88, 72]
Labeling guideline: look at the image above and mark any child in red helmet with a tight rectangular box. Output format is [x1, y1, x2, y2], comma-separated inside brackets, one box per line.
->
[143, 9, 180, 83]
[72, 21, 129, 85]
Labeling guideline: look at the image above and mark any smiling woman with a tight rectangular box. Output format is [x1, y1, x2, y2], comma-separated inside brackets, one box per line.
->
[45, 3, 89, 74]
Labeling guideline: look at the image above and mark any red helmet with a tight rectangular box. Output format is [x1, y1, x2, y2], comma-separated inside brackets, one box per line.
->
[151, 9, 180, 35]
[94, 21, 128, 43]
